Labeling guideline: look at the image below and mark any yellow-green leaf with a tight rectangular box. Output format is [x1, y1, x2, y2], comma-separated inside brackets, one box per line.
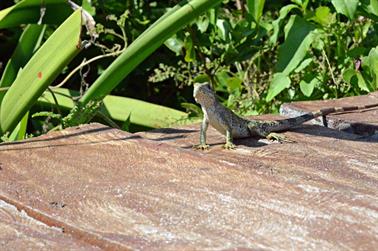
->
[0, 10, 82, 135]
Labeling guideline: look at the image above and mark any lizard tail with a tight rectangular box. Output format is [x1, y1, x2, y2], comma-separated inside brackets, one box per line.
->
[267, 102, 378, 132]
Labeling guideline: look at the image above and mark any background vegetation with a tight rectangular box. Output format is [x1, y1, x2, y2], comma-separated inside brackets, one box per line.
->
[0, 0, 377, 141]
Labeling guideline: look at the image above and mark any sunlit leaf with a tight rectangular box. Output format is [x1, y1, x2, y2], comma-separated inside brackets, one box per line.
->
[276, 15, 315, 75]
[266, 73, 291, 101]
[38, 88, 188, 128]
[0, 10, 82, 135]
[0, 0, 72, 28]
[331, 0, 358, 19]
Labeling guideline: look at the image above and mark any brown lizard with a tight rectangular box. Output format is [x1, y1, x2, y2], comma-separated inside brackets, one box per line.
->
[193, 82, 378, 150]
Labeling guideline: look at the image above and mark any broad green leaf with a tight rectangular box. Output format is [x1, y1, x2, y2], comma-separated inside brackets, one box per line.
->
[0, 0, 72, 28]
[247, 0, 265, 23]
[343, 69, 372, 92]
[266, 73, 291, 101]
[362, 46, 378, 89]
[0, 10, 82, 135]
[216, 19, 231, 41]
[80, 0, 223, 105]
[365, 47, 378, 79]
[227, 77, 243, 92]
[299, 77, 320, 97]
[311, 6, 335, 26]
[215, 70, 230, 90]
[269, 4, 299, 45]
[276, 15, 315, 75]
[361, 0, 378, 18]
[196, 15, 210, 33]
[342, 68, 356, 83]
[38, 88, 188, 128]
[331, 0, 359, 19]
[356, 72, 370, 92]
[164, 35, 185, 55]
[0, 24, 46, 104]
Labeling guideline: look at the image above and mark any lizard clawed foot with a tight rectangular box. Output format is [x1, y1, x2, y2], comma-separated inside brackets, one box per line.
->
[266, 133, 295, 143]
[193, 144, 210, 150]
[223, 142, 236, 150]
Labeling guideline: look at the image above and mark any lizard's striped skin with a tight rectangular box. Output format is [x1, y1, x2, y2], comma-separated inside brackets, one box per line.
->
[193, 82, 378, 149]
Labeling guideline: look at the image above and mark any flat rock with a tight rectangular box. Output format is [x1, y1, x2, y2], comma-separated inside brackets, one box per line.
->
[280, 91, 378, 135]
[0, 200, 100, 250]
[1, 119, 377, 250]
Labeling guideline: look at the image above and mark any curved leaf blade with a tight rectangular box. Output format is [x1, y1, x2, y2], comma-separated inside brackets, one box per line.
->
[266, 73, 291, 101]
[80, 0, 222, 105]
[276, 16, 315, 75]
[0, 24, 46, 103]
[331, 0, 359, 19]
[0, 10, 82, 135]
[38, 88, 189, 128]
[0, 0, 72, 28]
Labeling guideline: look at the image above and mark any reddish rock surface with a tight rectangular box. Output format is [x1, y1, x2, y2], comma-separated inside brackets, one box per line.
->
[0, 94, 377, 250]
[280, 91, 378, 135]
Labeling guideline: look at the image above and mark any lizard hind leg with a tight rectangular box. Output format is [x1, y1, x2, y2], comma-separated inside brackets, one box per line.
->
[266, 132, 295, 143]
[223, 129, 236, 150]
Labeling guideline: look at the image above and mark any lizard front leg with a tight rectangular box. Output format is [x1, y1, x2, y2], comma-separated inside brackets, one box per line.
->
[193, 117, 210, 150]
[223, 128, 236, 150]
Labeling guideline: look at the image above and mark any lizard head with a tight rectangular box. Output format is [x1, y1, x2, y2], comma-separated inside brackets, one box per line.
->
[193, 82, 216, 105]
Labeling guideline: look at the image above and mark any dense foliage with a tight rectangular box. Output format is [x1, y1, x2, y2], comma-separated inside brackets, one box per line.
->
[0, 0, 377, 141]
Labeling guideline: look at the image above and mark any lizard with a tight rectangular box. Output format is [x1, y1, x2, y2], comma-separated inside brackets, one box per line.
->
[193, 82, 378, 150]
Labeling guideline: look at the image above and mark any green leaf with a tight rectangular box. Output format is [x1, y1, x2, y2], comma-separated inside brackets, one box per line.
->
[361, 0, 378, 18]
[0, 0, 72, 28]
[343, 68, 356, 83]
[215, 70, 230, 90]
[247, 0, 265, 23]
[331, 0, 359, 19]
[299, 77, 320, 97]
[266, 73, 291, 101]
[216, 19, 231, 41]
[38, 88, 189, 129]
[164, 35, 184, 55]
[276, 15, 315, 75]
[269, 4, 299, 45]
[80, 0, 223, 105]
[0, 24, 46, 104]
[196, 14, 209, 33]
[362, 46, 378, 89]
[294, 58, 312, 72]
[311, 6, 335, 26]
[184, 37, 196, 62]
[0, 10, 82, 135]
[9, 112, 29, 141]
[356, 72, 370, 92]
[82, 0, 96, 16]
[227, 77, 243, 92]
[122, 113, 131, 131]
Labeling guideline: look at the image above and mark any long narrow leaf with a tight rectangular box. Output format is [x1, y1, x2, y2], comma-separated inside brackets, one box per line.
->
[38, 88, 188, 128]
[0, 10, 82, 135]
[0, 24, 46, 103]
[247, 0, 266, 23]
[80, 0, 222, 104]
[0, 0, 72, 28]
[9, 112, 29, 141]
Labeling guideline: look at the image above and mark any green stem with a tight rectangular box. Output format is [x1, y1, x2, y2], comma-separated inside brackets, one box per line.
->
[80, 0, 222, 104]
